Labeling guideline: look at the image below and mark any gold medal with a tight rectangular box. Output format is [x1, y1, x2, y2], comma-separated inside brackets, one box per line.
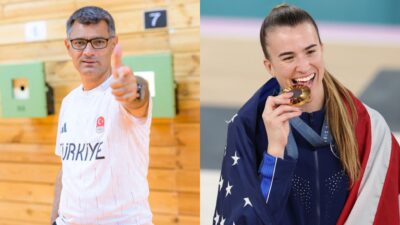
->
[281, 84, 311, 107]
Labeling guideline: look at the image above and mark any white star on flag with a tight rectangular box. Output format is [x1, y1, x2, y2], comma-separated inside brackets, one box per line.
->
[225, 113, 238, 124]
[231, 151, 240, 166]
[243, 197, 253, 207]
[225, 181, 233, 197]
[218, 176, 224, 191]
[214, 211, 220, 224]
[220, 216, 225, 225]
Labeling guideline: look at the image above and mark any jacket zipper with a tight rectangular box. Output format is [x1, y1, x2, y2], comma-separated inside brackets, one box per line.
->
[310, 113, 321, 225]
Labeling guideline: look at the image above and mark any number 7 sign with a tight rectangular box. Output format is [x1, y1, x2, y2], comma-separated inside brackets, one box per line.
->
[144, 10, 167, 29]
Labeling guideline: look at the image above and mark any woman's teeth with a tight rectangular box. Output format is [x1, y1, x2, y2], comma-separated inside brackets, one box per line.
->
[292, 73, 315, 84]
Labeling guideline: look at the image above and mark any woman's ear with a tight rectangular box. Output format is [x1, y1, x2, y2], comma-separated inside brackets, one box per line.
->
[263, 58, 274, 76]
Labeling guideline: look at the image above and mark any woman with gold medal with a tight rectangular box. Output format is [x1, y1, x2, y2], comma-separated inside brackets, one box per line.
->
[213, 4, 400, 225]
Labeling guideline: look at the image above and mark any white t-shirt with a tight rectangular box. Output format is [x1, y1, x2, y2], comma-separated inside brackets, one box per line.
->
[55, 76, 152, 225]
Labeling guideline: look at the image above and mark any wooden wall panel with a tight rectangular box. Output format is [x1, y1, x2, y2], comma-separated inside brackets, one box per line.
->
[179, 215, 200, 225]
[178, 192, 200, 216]
[2, 0, 75, 23]
[170, 28, 200, 52]
[169, 2, 200, 29]
[0, 0, 199, 224]
[174, 52, 200, 77]
[0, 2, 199, 45]
[0, 201, 50, 223]
[0, 181, 54, 204]
[0, 219, 43, 225]
[0, 18, 65, 45]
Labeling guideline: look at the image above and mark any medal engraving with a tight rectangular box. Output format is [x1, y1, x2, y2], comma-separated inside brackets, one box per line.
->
[281, 85, 311, 107]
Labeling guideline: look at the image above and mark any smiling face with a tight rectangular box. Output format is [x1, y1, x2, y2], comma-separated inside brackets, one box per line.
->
[263, 22, 325, 112]
[65, 20, 117, 90]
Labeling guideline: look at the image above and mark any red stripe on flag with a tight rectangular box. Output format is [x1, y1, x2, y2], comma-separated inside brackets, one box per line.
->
[337, 96, 373, 225]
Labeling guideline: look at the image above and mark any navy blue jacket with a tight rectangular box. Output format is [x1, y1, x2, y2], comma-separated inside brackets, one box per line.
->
[213, 78, 349, 225]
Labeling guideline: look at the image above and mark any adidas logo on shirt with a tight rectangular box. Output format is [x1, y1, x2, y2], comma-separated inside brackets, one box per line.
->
[61, 123, 67, 133]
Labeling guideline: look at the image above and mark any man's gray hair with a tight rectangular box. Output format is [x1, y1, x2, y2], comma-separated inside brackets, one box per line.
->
[66, 6, 115, 37]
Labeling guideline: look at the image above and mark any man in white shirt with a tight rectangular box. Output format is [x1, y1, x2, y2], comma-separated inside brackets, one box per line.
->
[50, 6, 152, 225]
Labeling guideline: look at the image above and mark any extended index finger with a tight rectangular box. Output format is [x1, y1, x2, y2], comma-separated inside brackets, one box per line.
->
[112, 44, 123, 77]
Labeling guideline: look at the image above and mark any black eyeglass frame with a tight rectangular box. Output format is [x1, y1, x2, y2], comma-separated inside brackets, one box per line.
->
[69, 36, 115, 50]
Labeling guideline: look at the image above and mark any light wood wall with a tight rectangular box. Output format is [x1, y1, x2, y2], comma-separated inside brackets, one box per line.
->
[0, 0, 199, 224]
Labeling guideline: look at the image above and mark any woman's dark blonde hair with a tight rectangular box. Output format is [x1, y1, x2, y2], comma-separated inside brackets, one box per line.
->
[260, 4, 360, 184]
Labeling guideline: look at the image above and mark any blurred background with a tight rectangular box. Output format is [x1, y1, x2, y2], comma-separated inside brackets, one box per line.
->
[0, 0, 199, 224]
[201, 0, 400, 224]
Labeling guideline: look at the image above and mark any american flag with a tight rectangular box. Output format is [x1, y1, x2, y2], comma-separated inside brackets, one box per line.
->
[213, 78, 400, 225]
[213, 79, 281, 225]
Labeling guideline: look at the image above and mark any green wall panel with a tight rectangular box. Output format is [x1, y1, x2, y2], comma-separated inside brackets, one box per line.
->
[123, 52, 176, 118]
[0, 62, 47, 118]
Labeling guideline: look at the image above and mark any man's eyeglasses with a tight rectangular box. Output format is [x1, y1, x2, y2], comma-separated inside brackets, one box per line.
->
[69, 37, 114, 50]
